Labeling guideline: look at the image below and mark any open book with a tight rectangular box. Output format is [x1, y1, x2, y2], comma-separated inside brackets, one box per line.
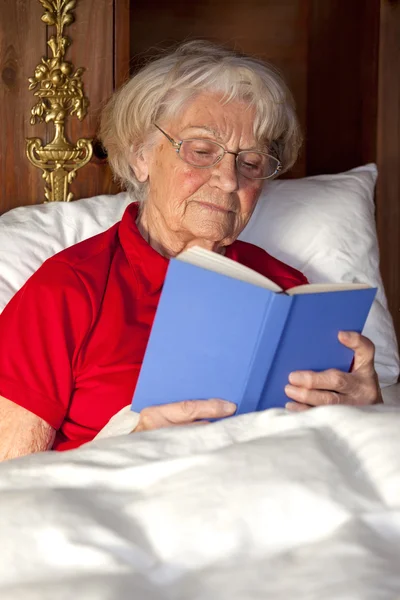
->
[132, 247, 376, 415]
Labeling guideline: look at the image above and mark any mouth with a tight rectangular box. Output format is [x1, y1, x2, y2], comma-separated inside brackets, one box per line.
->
[194, 201, 233, 214]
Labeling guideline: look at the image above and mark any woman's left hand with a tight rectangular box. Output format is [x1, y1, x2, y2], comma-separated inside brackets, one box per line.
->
[285, 331, 383, 411]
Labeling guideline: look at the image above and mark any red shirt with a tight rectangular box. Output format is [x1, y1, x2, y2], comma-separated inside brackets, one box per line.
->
[0, 203, 307, 450]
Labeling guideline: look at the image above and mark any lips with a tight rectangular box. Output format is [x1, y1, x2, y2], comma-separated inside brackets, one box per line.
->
[195, 201, 232, 213]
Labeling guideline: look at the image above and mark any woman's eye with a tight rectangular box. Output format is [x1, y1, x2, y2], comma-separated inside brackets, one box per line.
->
[194, 149, 213, 156]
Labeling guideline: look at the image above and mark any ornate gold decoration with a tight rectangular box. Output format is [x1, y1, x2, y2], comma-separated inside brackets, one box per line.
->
[26, 0, 93, 202]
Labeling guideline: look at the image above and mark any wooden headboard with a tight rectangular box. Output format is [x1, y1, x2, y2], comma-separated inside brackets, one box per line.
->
[0, 0, 399, 343]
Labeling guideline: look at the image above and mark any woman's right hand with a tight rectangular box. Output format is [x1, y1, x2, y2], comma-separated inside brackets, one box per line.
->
[134, 399, 237, 432]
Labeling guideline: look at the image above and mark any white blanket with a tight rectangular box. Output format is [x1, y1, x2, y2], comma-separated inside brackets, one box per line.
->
[0, 405, 400, 599]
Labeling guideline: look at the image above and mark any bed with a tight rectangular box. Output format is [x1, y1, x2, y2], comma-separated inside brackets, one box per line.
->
[1, 404, 400, 599]
[0, 1, 400, 598]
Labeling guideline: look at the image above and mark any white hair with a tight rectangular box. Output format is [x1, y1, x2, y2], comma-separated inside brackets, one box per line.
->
[100, 40, 302, 199]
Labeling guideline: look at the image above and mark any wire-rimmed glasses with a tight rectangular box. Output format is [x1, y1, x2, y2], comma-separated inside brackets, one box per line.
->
[154, 124, 281, 180]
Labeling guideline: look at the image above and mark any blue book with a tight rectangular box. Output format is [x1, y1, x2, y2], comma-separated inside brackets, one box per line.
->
[132, 247, 376, 415]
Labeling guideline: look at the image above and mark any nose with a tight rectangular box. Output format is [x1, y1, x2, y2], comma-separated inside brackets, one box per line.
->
[209, 153, 239, 193]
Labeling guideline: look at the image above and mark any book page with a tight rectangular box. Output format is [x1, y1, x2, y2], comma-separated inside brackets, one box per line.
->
[176, 246, 283, 292]
[287, 282, 372, 296]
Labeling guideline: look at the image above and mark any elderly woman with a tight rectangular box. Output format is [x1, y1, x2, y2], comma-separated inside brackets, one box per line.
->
[0, 41, 381, 460]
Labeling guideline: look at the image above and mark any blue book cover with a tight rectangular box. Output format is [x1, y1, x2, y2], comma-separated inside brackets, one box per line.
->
[132, 247, 376, 415]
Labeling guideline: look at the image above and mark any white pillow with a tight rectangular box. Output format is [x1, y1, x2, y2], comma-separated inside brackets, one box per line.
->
[239, 163, 399, 386]
[0, 164, 398, 386]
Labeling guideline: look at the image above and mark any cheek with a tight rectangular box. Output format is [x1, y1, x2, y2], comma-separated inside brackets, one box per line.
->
[173, 166, 209, 197]
[240, 185, 263, 214]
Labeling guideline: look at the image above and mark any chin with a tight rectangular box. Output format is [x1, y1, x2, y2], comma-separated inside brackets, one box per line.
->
[185, 209, 236, 240]
[188, 220, 234, 243]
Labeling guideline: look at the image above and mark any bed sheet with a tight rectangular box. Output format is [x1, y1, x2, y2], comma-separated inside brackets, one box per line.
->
[0, 404, 400, 599]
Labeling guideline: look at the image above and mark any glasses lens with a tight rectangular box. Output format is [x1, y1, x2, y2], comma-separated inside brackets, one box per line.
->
[237, 152, 279, 179]
[180, 139, 223, 167]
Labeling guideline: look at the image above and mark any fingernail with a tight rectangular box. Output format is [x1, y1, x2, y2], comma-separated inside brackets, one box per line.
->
[338, 330, 350, 340]
[222, 401, 237, 415]
[285, 384, 297, 395]
[288, 372, 302, 385]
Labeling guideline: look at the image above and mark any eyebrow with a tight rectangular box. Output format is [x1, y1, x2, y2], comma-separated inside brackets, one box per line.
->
[179, 124, 266, 152]
[180, 125, 223, 141]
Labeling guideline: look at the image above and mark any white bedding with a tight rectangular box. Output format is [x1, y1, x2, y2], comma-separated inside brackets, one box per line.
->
[1, 403, 400, 599]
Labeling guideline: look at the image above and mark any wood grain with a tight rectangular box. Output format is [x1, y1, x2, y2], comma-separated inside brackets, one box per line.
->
[306, 0, 380, 175]
[376, 0, 400, 346]
[0, 0, 48, 213]
[64, 0, 117, 200]
[114, 0, 131, 89]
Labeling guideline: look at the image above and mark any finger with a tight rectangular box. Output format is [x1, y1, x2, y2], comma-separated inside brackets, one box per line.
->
[338, 331, 375, 372]
[285, 401, 312, 412]
[136, 406, 214, 432]
[285, 384, 345, 407]
[171, 399, 237, 422]
[288, 369, 350, 392]
[149, 399, 236, 426]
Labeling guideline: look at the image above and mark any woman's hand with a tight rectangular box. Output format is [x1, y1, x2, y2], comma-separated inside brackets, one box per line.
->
[134, 398, 237, 432]
[284, 331, 383, 412]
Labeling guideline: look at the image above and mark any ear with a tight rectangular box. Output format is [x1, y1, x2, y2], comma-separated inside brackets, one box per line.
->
[130, 148, 149, 183]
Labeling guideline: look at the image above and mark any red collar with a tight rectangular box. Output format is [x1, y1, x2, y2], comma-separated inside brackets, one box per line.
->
[119, 203, 169, 296]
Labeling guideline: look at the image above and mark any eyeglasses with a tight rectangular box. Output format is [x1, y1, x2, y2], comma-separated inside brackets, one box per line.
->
[154, 124, 282, 180]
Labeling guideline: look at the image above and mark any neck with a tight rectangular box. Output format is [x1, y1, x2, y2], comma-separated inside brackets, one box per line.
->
[136, 201, 226, 257]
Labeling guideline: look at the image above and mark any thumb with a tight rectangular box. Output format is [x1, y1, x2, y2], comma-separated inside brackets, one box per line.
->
[338, 331, 375, 372]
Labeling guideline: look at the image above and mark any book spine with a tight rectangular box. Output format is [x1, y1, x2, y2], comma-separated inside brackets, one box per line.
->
[238, 294, 292, 415]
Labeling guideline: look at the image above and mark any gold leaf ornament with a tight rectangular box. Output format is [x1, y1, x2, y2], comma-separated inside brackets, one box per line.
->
[63, 1, 77, 14]
[61, 13, 74, 28]
[39, 0, 55, 11]
[47, 37, 58, 58]
[26, 0, 93, 202]
[41, 12, 56, 25]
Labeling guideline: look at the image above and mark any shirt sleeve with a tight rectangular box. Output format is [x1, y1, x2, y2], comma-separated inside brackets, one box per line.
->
[0, 259, 92, 429]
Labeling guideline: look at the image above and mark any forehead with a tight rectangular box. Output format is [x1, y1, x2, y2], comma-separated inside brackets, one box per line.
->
[171, 93, 257, 143]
